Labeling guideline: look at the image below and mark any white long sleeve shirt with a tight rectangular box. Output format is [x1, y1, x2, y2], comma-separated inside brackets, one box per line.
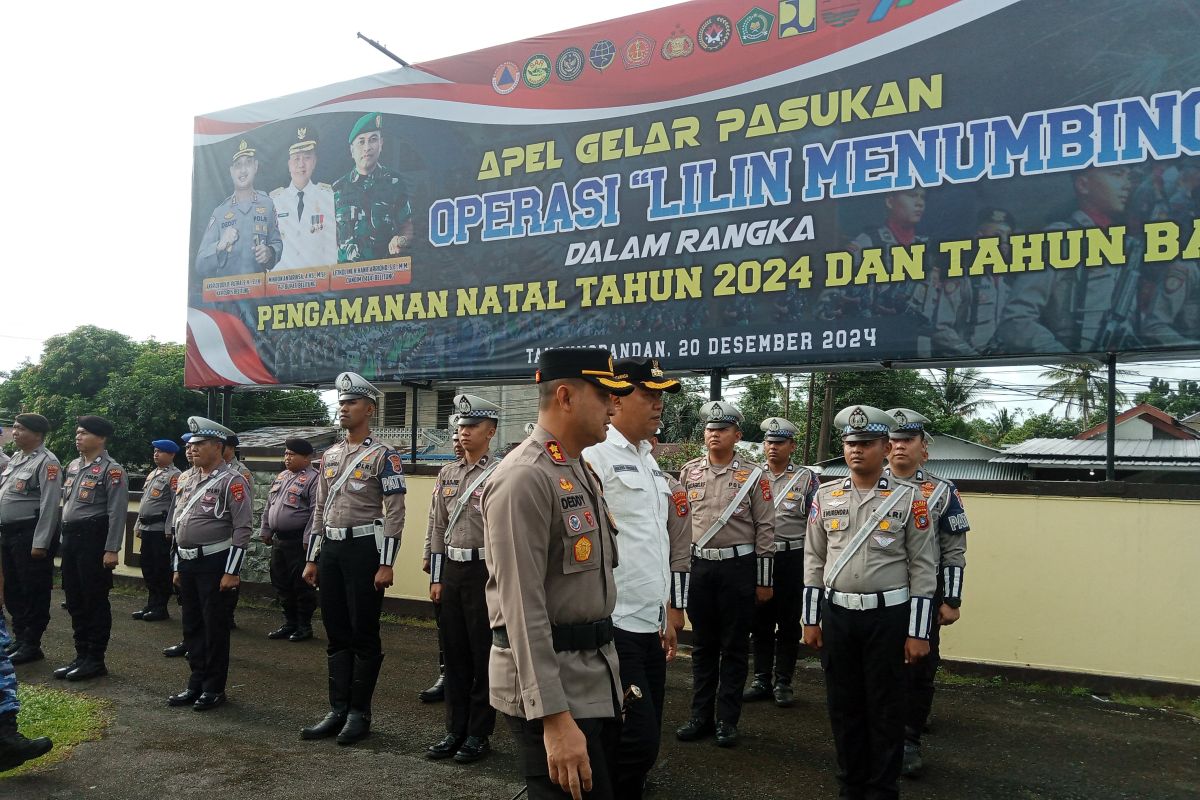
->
[584, 426, 673, 634]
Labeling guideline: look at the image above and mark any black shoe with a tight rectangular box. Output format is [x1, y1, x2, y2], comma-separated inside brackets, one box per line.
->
[268, 624, 297, 640]
[454, 736, 491, 763]
[0, 718, 53, 772]
[140, 610, 169, 622]
[336, 712, 371, 745]
[714, 721, 739, 748]
[8, 645, 44, 666]
[131, 609, 147, 620]
[418, 673, 445, 703]
[426, 733, 465, 760]
[162, 643, 187, 658]
[901, 742, 924, 778]
[53, 659, 82, 680]
[288, 626, 313, 642]
[301, 712, 347, 740]
[743, 675, 772, 702]
[773, 682, 795, 708]
[676, 718, 715, 742]
[167, 688, 202, 707]
[66, 659, 107, 682]
[193, 692, 226, 711]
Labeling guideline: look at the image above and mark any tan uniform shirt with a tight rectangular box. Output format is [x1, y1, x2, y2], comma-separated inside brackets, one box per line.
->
[62, 451, 129, 552]
[171, 466, 199, 533]
[885, 467, 969, 601]
[664, 474, 692, 609]
[137, 466, 181, 533]
[309, 436, 406, 565]
[428, 453, 494, 582]
[765, 463, 820, 544]
[0, 446, 63, 549]
[679, 456, 776, 554]
[261, 466, 319, 539]
[173, 463, 253, 574]
[482, 425, 621, 721]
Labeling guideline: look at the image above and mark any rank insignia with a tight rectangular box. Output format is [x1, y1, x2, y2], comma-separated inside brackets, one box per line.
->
[46, 465, 59, 481]
[584, 510, 595, 527]
[737, 6, 775, 45]
[523, 53, 552, 88]
[661, 26, 694, 60]
[546, 441, 567, 463]
[689, 490, 700, 501]
[786, 491, 797, 500]
[622, 33, 654, 69]
[778, 0, 817, 38]
[697, 15, 732, 52]
[559, 478, 575, 492]
[573, 535, 593, 562]
[568, 514, 582, 532]
[830, 519, 840, 530]
[921, 481, 935, 498]
[831, 489, 845, 497]
[492, 61, 520, 94]
[672, 490, 689, 517]
[879, 520, 890, 531]
[326, 467, 336, 478]
[880, 490, 892, 497]
[555, 47, 585, 81]
[231, 482, 245, 502]
[354, 469, 364, 480]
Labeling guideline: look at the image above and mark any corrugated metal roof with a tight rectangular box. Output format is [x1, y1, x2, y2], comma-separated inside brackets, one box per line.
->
[820, 459, 1030, 481]
[991, 438, 1200, 467]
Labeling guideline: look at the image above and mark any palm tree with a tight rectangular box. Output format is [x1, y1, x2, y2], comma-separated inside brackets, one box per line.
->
[1037, 362, 1128, 419]
[924, 368, 993, 418]
[988, 408, 1022, 441]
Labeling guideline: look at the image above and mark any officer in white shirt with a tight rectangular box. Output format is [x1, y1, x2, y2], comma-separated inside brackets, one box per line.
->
[582, 357, 688, 800]
[271, 125, 337, 270]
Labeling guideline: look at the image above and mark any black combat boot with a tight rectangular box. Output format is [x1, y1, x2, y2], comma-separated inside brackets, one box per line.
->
[337, 654, 384, 745]
[0, 712, 53, 772]
[301, 651, 353, 740]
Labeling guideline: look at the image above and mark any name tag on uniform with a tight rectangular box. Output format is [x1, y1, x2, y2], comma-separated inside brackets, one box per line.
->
[613, 464, 638, 473]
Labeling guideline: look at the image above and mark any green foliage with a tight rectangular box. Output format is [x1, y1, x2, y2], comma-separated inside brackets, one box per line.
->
[1, 326, 329, 471]
[999, 412, 1088, 445]
[1135, 377, 1200, 417]
[654, 440, 706, 471]
[1037, 362, 1128, 419]
[0, 684, 108, 777]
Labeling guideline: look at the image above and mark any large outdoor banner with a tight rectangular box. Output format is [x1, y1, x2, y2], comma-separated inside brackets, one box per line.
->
[186, 0, 1200, 387]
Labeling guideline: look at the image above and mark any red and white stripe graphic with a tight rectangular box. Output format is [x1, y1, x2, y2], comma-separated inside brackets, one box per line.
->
[185, 308, 278, 388]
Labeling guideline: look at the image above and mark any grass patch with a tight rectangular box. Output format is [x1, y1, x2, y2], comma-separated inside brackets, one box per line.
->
[936, 669, 1200, 719]
[0, 685, 109, 778]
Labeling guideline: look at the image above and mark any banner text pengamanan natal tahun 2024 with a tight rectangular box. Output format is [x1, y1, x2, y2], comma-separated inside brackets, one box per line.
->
[185, 0, 1200, 388]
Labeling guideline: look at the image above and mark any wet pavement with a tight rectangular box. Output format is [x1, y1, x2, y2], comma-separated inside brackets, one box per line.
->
[4, 588, 1199, 799]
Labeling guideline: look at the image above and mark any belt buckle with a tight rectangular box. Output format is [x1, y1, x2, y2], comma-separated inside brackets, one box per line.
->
[844, 593, 863, 611]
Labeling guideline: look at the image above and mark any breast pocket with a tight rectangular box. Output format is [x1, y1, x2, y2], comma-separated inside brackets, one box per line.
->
[561, 507, 600, 574]
[868, 517, 901, 551]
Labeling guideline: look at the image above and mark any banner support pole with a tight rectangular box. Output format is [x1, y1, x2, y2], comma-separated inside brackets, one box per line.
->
[1105, 353, 1117, 481]
[709, 369, 724, 401]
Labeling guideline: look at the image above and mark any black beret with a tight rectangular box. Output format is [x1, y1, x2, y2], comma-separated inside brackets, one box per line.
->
[535, 347, 634, 396]
[14, 413, 50, 434]
[77, 415, 114, 438]
[284, 437, 314, 456]
[225, 435, 240, 448]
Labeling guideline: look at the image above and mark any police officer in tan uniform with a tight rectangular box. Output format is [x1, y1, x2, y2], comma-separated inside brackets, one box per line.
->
[133, 440, 182, 622]
[802, 405, 937, 800]
[56, 415, 128, 682]
[483, 348, 633, 800]
[261, 438, 319, 642]
[883, 408, 970, 778]
[425, 395, 501, 764]
[167, 417, 253, 711]
[0, 414, 61, 664]
[745, 417, 821, 708]
[676, 400, 776, 748]
[301, 372, 406, 745]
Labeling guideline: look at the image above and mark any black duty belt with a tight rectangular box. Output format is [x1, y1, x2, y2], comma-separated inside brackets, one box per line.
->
[62, 516, 107, 534]
[138, 512, 168, 525]
[493, 618, 614, 652]
[0, 518, 38, 535]
[270, 528, 306, 541]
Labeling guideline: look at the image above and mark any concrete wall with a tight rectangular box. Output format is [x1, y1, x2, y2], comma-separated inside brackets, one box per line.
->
[117, 480, 1200, 688]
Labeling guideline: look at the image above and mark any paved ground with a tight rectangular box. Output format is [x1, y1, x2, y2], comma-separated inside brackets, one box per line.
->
[3, 588, 1199, 799]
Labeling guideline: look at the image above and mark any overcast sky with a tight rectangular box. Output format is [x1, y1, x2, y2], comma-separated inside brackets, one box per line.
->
[1, 0, 1195, 418]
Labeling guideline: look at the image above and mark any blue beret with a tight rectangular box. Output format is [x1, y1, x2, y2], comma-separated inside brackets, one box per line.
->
[152, 439, 180, 454]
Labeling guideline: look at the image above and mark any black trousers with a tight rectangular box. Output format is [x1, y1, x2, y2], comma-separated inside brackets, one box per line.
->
[440, 559, 495, 737]
[179, 552, 236, 693]
[905, 609, 942, 744]
[318, 535, 383, 659]
[269, 535, 317, 625]
[138, 529, 173, 614]
[751, 547, 804, 683]
[820, 599, 908, 800]
[0, 521, 53, 648]
[506, 714, 620, 800]
[687, 553, 755, 725]
[60, 518, 113, 660]
[614, 628, 666, 800]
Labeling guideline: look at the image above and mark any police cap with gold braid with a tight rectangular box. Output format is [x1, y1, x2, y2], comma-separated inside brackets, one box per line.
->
[535, 348, 634, 396]
[614, 357, 681, 393]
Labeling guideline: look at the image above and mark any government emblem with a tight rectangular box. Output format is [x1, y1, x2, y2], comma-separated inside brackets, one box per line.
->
[737, 6, 775, 44]
[555, 47, 585, 81]
[492, 61, 520, 94]
[573, 535, 593, 562]
[697, 15, 732, 52]
[523, 54, 552, 88]
[778, 0, 817, 37]
[589, 39, 616, 71]
[622, 33, 654, 69]
[661, 26, 694, 60]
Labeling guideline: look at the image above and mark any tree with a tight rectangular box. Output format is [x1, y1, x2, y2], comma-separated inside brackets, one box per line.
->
[728, 374, 786, 443]
[1037, 362, 1127, 420]
[924, 368, 993, 418]
[1135, 377, 1200, 417]
[999, 412, 1088, 445]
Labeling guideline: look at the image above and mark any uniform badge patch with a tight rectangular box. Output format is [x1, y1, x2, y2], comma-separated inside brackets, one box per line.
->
[873, 534, 895, 548]
[14, 480, 26, 492]
[830, 518, 840, 530]
[831, 489, 845, 497]
[689, 467, 703, 479]
[546, 441, 567, 463]
[672, 490, 689, 517]
[568, 514, 582, 532]
[584, 510, 595, 527]
[879, 490, 892, 497]
[574, 535, 593, 562]
[170, 474, 178, 491]
[91, 465, 102, 474]
[79, 489, 91, 500]
[150, 488, 161, 498]
[921, 481, 935, 498]
[689, 490, 701, 501]
[912, 499, 929, 529]
[759, 479, 772, 501]
[46, 465, 59, 481]
[354, 469, 364, 480]
[786, 491, 797, 500]
[109, 468, 123, 486]
[231, 482, 245, 503]
[559, 478, 575, 492]
[809, 499, 820, 521]
[388, 454, 404, 473]
[443, 487, 456, 497]
[326, 467, 336, 478]
[879, 520, 890, 531]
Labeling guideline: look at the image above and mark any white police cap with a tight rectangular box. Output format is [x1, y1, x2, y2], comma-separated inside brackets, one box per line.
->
[834, 405, 895, 441]
[335, 372, 379, 403]
[186, 416, 236, 443]
[454, 393, 500, 424]
[886, 408, 932, 439]
[760, 416, 798, 440]
[700, 400, 743, 429]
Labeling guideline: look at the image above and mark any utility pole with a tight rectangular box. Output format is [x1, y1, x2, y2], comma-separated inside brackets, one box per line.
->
[803, 373, 817, 464]
[816, 374, 837, 463]
[783, 374, 791, 417]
